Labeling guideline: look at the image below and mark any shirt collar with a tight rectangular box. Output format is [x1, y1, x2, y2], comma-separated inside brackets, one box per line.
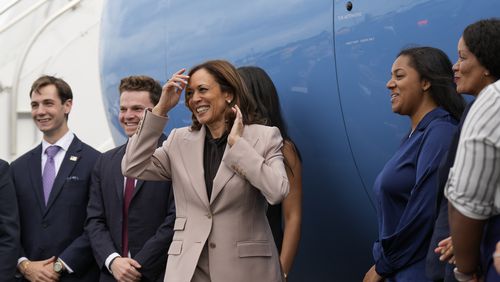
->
[205, 129, 228, 147]
[42, 131, 75, 155]
[414, 107, 450, 133]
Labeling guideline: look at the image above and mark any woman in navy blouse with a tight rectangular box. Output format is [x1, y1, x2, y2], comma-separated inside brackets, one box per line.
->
[364, 47, 465, 282]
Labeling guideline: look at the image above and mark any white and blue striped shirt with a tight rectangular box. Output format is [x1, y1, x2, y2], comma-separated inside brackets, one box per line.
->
[445, 80, 500, 220]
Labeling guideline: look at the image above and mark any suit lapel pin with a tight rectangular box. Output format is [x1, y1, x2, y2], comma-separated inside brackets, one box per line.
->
[70, 156, 78, 161]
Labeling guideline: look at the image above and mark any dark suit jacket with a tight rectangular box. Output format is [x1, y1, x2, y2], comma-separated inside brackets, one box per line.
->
[0, 160, 20, 282]
[86, 136, 175, 282]
[11, 136, 100, 281]
[426, 102, 473, 282]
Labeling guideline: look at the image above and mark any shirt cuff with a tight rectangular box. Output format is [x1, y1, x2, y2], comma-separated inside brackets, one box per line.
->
[375, 256, 395, 277]
[105, 253, 121, 274]
[445, 185, 491, 220]
[447, 199, 490, 220]
[372, 242, 394, 277]
[17, 257, 28, 266]
[58, 258, 74, 274]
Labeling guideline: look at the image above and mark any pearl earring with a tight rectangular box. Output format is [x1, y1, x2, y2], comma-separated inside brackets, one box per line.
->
[227, 100, 231, 104]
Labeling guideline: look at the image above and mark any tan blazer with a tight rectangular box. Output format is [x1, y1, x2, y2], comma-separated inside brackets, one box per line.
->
[122, 110, 289, 282]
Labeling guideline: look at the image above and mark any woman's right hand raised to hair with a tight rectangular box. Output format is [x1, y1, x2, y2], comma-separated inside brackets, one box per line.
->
[153, 68, 189, 116]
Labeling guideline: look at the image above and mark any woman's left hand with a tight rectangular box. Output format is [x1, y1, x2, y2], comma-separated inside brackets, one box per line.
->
[228, 105, 243, 146]
[435, 236, 455, 264]
[363, 265, 384, 282]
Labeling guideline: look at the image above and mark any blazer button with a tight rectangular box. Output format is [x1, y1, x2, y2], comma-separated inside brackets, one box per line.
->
[209, 242, 216, 249]
[42, 222, 49, 229]
[206, 213, 212, 219]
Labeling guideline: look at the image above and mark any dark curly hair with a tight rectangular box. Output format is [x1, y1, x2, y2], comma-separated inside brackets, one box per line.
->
[185, 60, 263, 131]
[463, 18, 500, 80]
[119, 75, 162, 105]
[398, 46, 465, 121]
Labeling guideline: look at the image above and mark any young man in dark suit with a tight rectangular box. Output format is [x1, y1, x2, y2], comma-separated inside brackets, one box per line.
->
[11, 75, 100, 281]
[85, 75, 175, 282]
[0, 159, 20, 282]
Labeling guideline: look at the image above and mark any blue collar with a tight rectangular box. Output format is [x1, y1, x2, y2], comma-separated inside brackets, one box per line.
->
[413, 107, 450, 133]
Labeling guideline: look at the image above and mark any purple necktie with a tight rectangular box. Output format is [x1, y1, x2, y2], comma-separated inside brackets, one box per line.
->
[42, 145, 61, 205]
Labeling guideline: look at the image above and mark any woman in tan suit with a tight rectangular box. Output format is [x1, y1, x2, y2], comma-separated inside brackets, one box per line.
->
[122, 60, 289, 282]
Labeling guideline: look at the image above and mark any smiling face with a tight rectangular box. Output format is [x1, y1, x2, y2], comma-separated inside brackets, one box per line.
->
[30, 84, 72, 141]
[452, 36, 492, 96]
[186, 68, 233, 136]
[119, 90, 154, 137]
[386, 55, 429, 117]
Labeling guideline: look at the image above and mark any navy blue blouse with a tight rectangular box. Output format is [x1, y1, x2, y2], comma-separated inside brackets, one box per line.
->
[372, 107, 458, 280]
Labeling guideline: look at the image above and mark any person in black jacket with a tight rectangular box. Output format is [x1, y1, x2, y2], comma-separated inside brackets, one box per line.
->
[11, 75, 100, 281]
[86, 75, 175, 282]
[0, 159, 20, 282]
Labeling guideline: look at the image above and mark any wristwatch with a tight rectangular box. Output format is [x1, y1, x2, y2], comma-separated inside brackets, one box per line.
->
[53, 259, 64, 274]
